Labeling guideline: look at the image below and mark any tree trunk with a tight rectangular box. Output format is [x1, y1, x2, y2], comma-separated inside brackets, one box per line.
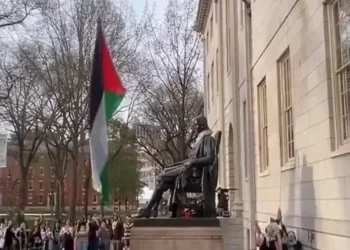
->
[17, 171, 27, 222]
[55, 181, 61, 220]
[69, 138, 79, 221]
[83, 169, 90, 218]
[61, 179, 65, 213]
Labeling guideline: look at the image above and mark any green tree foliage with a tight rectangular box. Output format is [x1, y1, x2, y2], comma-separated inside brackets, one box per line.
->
[107, 119, 141, 199]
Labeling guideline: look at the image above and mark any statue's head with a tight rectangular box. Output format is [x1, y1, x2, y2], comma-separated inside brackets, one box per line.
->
[195, 115, 209, 134]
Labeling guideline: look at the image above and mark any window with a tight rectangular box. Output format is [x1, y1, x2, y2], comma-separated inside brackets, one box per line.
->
[211, 62, 215, 102]
[206, 31, 209, 52]
[258, 79, 269, 172]
[50, 181, 55, 190]
[49, 194, 54, 207]
[243, 101, 248, 178]
[39, 181, 44, 191]
[92, 195, 97, 204]
[240, 0, 245, 26]
[40, 167, 44, 176]
[51, 167, 55, 177]
[278, 50, 294, 165]
[28, 195, 33, 205]
[215, 0, 219, 22]
[28, 167, 33, 178]
[225, 0, 231, 71]
[28, 181, 33, 191]
[82, 179, 85, 190]
[207, 73, 211, 109]
[330, 0, 350, 142]
[216, 49, 219, 93]
[38, 194, 43, 204]
[210, 14, 213, 39]
[82, 194, 85, 204]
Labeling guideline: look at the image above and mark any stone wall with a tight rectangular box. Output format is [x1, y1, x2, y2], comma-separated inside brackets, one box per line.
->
[252, 0, 350, 248]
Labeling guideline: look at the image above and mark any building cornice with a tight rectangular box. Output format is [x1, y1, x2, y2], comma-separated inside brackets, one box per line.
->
[194, 0, 212, 33]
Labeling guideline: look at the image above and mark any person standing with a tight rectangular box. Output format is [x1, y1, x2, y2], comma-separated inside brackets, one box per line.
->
[52, 221, 61, 250]
[111, 217, 123, 250]
[30, 225, 42, 250]
[0, 219, 7, 250]
[40, 224, 48, 250]
[98, 221, 110, 250]
[16, 222, 28, 250]
[122, 217, 133, 250]
[3, 220, 15, 250]
[60, 220, 74, 250]
[87, 218, 98, 250]
[74, 223, 88, 250]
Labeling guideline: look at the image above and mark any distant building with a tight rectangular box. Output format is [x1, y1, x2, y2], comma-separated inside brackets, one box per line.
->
[0, 143, 137, 212]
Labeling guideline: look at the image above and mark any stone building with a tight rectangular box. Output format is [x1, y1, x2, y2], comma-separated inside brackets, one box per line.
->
[196, 0, 350, 249]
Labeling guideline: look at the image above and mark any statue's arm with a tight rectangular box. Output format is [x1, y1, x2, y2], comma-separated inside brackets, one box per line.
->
[190, 137, 216, 167]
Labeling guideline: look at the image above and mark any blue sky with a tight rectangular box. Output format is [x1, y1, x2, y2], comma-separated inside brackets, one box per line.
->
[130, 0, 168, 19]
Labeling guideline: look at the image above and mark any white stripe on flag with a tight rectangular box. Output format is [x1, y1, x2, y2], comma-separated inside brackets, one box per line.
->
[89, 93, 108, 193]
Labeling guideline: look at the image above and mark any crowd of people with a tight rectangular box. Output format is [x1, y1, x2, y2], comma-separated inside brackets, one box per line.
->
[0, 214, 134, 250]
[255, 209, 302, 250]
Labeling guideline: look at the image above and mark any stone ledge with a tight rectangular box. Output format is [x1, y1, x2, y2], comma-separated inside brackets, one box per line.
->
[133, 218, 221, 227]
[131, 235, 222, 240]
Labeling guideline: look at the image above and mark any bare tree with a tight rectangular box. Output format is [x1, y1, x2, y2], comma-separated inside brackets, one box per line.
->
[44, 122, 72, 219]
[0, 0, 51, 28]
[25, 0, 143, 220]
[0, 43, 57, 220]
[135, 0, 203, 169]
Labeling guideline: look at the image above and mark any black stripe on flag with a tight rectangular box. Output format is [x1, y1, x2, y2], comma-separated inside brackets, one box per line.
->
[89, 20, 104, 130]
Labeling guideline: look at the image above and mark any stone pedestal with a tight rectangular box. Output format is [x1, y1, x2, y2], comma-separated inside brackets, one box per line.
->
[130, 218, 224, 250]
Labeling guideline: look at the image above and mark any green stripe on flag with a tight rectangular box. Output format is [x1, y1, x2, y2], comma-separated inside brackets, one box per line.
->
[100, 92, 124, 205]
[100, 163, 109, 205]
[104, 92, 124, 120]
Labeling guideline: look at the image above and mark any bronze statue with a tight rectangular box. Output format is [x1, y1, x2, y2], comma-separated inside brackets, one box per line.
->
[136, 115, 218, 218]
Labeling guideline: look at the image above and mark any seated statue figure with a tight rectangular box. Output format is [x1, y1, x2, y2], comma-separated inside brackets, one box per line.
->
[136, 115, 217, 218]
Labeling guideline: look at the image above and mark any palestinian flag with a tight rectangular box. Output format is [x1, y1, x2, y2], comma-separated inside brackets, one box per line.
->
[89, 20, 126, 204]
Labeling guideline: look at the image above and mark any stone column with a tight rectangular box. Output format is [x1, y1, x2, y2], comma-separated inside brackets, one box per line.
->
[230, 0, 243, 219]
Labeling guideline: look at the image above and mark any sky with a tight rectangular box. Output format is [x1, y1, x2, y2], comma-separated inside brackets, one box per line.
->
[130, 0, 168, 20]
[117, 0, 168, 121]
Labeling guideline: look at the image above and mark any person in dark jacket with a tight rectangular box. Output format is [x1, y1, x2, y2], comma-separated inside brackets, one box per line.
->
[30, 225, 43, 250]
[111, 217, 123, 250]
[87, 218, 98, 250]
[3, 220, 16, 250]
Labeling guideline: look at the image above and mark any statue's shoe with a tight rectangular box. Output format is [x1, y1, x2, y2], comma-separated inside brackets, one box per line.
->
[151, 208, 158, 218]
[135, 209, 151, 219]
